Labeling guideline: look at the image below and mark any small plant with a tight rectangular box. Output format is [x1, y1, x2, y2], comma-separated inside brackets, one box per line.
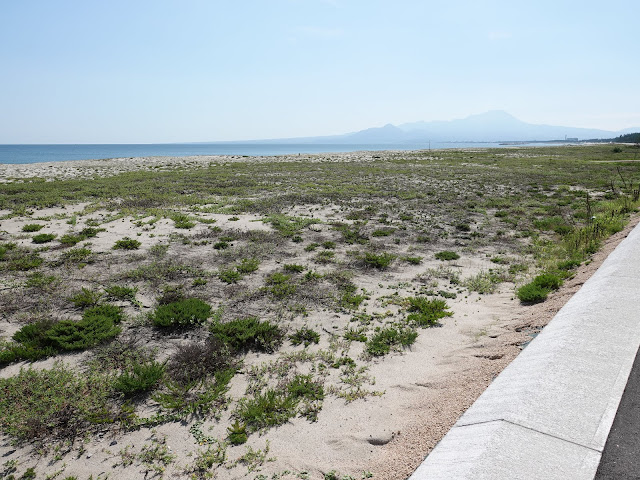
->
[402, 255, 422, 265]
[167, 338, 233, 385]
[104, 284, 138, 302]
[516, 273, 562, 304]
[227, 420, 248, 445]
[22, 224, 44, 232]
[235, 389, 297, 431]
[69, 287, 103, 309]
[114, 360, 165, 396]
[265, 272, 297, 299]
[283, 263, 305, 273]
[304, 243, 320, 252]
[114, 237, 141, 250]
[213, 240, 229, 250]
[406, 297, 452, 327]
[435, 251, 460, 261]
[322, 241, 336, 249]
[361, 252, 396, 269]
[192, 277, 208, 286]
[8, 252, 44, 271]
[32, 233, 56, 244]
[25, 272, 58, 289]
[172, 213, 196, 229]
[289, 327, 320, 347]
[151, 298, 212, 328]
[219, 268, 242, 284]
[236, 257, 260, 274]
[210, 317, 284, 353]
[366, 326, 418, 356]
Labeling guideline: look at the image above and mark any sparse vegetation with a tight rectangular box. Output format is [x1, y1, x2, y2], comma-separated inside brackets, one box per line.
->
[0, 144, 638, 475]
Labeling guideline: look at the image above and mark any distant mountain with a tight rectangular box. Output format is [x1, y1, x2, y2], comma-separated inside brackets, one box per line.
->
[204, 111, 639, 144]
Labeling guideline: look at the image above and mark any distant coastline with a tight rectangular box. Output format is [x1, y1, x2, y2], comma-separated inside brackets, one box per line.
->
[0, 142, 562, 165]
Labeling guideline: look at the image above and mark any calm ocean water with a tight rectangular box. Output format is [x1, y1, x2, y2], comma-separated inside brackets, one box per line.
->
[0, 142, 510, 165]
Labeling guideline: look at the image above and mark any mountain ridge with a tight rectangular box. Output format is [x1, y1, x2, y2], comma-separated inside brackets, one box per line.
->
[203, 111, 639, 144]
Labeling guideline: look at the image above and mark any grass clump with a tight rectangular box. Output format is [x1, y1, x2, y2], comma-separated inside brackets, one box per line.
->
[360, 251, 396, 269]
[151, 298, 211, 329]
[219, 268, 243, 284]
[516, 273, 563, 304]
[210, 317, 284, 353]
[283, 263, 305, 273]
[264, 214, 320, 238]
[236, 257, 260, 274]
[69, 287, 103, 309]
[113, 237, 141, 250]
[289, 327, 320, 347]
[32, 233, 56, 244]
[235, 389, 297, 431]
[0, 362, 114, 441]
[265, 272, 297, 299]
[366, 326, 418, 356]
[104, 284, 138, 302]
[22, 224, 44, 232]
[406, 297, 452, 327]
[113, 360, 165, 396]
[435, 251, 460, 261]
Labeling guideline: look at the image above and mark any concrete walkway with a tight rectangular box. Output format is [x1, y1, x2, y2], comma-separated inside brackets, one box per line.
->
[409, 222, 640, 480]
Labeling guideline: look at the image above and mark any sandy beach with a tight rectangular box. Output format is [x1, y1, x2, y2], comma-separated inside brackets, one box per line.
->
[1, 150, 637, 479]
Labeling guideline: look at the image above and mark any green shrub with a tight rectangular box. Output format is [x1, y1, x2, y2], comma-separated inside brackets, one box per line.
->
[435, 251, 460, 261]
[287, 374, 324, 401]
[9, 252, 43, 271]
[32, 233, 56, 244]
[151, 298, 212, 328]
[59, 233, 84, 246]
[104, 284, 138, 302]
[283, 263, 305, 273]
[402, 256, 423, 265]
[236, 257, 260, 274]
[219, 268, 242, 284]
[361, 252, 396, 269]
[171, 213, 196, 229]
[516, 283, 549, 304]
[213, 240, 229, 250]
[532, 273, 562, 290]
[0, 363, 114, 441]
[406, 297, 452, 327]
[371, 228, 395, 237]
[45, 316, 121, 351]
[113, 237, 141, 250]
[22, 224, 44, 232]
[265, 272, 297, 298]
[25, 272, 58, 289]
[227, 420, 248, 445]
[289, 327, 320, 347]
[321, 241, 336, 249]
[69, 287, 103, 309]
[83, 304, 124, 324]
[113, 361, 165, 396]
[366, 326, 418, 356]
[60, 247, 92, 263]
[79, 227, 104, 238]
[557, 259, 581, 271]
[235, 389, 297, 431]
[210, 317, 284, 353]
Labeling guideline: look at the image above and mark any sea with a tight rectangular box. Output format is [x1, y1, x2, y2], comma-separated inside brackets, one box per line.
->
[0, 142, 519, 165]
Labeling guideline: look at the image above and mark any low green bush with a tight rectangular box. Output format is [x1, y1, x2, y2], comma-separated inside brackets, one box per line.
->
[366, 326, 418, 356]
[235, 389, 297, 431]
[151, 298, 212, 328]
[265, 272, 297, 298]
[236, 257, 260, 274]
[406, 297, 452, 327]
[45, 316, 121, 351]
[516, 283, 549, 304]
[113, 360, 165, 396]
[0, 363, 114, 441]
[32, 233, 56, 244]
[283, 263, 305, 273]
[113, 237, 141, 250]
[210, 317, 284, 353]
[104, 284, 138, 302]
[289, 327, 320, 347]
[69, 287, 103, 309]
[361, 252, 396, 269]
[22, 224, 44, 232]
[219, 268, 242, 284]
[435, 251, 460, 261]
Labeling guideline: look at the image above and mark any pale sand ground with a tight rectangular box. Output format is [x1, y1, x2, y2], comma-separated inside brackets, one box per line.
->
[0, 155, 637, 479]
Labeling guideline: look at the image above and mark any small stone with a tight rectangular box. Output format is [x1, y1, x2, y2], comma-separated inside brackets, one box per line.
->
[110, 441, 117, 446]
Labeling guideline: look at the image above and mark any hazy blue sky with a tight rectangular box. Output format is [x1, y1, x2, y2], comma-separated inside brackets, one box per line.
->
[1, 0, 639, 143]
